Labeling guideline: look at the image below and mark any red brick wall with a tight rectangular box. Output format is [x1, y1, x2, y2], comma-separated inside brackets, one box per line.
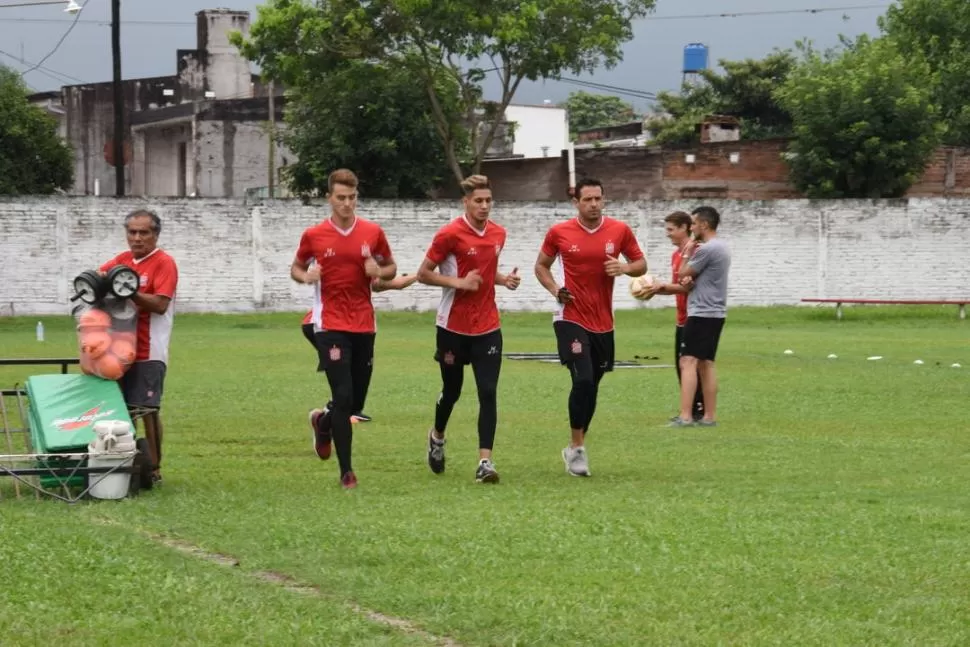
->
[476, 139, 970, 201]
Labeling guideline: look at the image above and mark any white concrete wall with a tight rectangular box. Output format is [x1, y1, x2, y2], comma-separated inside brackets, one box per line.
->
[505, 105, 569, 159]
[195, 121, 293, 198]
[1, 197, 968, 316]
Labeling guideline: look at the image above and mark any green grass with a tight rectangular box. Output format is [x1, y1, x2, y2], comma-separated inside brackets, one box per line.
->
[1, 305, 968, 646]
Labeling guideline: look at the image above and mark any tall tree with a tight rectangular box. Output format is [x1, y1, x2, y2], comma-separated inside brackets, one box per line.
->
[881, 0, 970, 145]
[647, 50, 797, 145]
[775, 37, 942, 199]
[234, 0, 655, 187]
[560, 91, 639, 135]
[0, 67, 73, 195]
[283, 61, 458, 199]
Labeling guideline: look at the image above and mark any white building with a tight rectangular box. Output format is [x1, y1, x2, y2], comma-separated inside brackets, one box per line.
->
[504, 103, 569, 158]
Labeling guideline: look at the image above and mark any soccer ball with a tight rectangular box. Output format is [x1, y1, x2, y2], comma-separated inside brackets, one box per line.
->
[629, 274, 659, 301]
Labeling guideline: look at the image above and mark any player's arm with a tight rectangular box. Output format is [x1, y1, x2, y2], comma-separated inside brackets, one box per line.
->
[373, 273, 417, 292]
[417, 258, 481, 291]
[290, 257, 317, 284]
[367, 254, 397, 281]
[495, 268, 521, 290]
[132, 257, 177, 315]
[534, 251, 569, 302]
[131, 293, 171, 315]
[678, 239, 699, 280]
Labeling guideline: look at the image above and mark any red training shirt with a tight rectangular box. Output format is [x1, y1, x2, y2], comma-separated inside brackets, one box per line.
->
[295, 217, 393, 334]
[100, 249, 179, 364]
[671, 247, 688, 326]
[426, 215, 507, 336]
[540, 216, 644, 333]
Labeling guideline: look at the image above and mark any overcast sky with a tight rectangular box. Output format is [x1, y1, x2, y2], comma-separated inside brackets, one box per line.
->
[0, 0, 886, 110]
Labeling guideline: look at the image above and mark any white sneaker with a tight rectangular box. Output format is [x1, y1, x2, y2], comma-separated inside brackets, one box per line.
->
[561, 446, 590, 477]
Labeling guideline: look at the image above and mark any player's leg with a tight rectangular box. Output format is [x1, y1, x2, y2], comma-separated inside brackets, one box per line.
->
[315, 331, 357, 487]
[582, 331, 614, 436]
[554, 322, 593, 476]
[121, 360, 166, 480]
[675, 325, 704, 421]
[305, 323, 335, 447]
[695, 318, 725, 426]
[672, 318, 702, 426]
[469, 330, 502, 483]
[350, 333, 375, 423]
[428, 327, 465, 474]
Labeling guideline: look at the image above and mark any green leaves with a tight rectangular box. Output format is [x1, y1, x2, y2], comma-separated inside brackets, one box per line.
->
[237, 0, 655, 187]
[775, 36, 942, 199]
[647, 50, 796, 145]
[881, 0, 970, 145]
[282, 60, 457, 199]
[560, 91, 639, 134]
[0, 67, 73, 195]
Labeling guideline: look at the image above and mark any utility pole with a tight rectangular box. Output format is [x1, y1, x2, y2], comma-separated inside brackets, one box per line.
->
[111, 0, 125, 196]
[267, 80, 276, 197]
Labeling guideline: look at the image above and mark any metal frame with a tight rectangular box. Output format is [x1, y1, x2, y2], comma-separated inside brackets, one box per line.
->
[0, 358, 153, 503]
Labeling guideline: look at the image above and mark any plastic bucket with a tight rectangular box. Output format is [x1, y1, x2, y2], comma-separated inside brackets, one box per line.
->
[87, 420, 136, 500]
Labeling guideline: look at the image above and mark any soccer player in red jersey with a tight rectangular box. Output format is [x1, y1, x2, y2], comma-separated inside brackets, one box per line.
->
[637, 211, 704, 421]
[417, 175, 520, 483]
[100, 209, 178, 484]
[290, 169, 398, 489]
[300, 271, 417, 424]
[534, 178, 647, 477]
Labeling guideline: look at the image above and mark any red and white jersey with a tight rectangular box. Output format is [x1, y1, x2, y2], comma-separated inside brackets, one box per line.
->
[295, 217, 393, 334]
[671, 247, 688, 326]
[540, 216, 644, 333]
[100, 249, 178, 365]
[426, 216, 507, 336]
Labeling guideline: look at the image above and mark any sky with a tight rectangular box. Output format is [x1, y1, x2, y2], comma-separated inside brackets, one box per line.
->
[0, 0, 887, 111]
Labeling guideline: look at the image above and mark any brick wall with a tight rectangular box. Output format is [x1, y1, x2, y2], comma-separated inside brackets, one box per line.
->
[1, 196, 968, 316]
[481, 140, 970, 201]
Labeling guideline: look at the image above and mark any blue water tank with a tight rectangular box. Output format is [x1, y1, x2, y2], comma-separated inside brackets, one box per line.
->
[683, 43, 709, 74]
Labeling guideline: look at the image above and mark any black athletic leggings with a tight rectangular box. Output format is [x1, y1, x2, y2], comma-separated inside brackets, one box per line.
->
[434, 328, 502, 450]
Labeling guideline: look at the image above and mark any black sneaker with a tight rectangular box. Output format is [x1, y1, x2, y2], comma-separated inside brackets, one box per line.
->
[351, 411, 372, 423]
[475, 459, 499, 484]
[427, 429, 445, 474]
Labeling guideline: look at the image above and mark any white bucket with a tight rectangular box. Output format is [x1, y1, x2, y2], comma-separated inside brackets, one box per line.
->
[87, 420, 137, 500]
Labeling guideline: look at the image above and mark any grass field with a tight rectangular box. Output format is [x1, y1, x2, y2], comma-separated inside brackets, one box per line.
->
[0, 305, 968, 646]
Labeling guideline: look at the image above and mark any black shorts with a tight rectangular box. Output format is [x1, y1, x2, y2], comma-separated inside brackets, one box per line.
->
[301, 323, 316, 349]
[119, 360, 167, 409]
[314, 330, 375, 372]
[553, 321, 615, 372]
[681, 316, 726, 361]
[434, 327, 503, 366]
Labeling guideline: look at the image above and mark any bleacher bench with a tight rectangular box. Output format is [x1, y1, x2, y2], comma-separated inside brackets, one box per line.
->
[801, 298, 968, 320]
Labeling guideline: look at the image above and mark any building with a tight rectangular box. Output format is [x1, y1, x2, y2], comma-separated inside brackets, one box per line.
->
[28, 8, 288, 198]
[503, 103, 569, 158]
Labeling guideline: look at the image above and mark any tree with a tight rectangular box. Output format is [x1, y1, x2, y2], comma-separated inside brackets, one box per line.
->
[560, 91, 638, 135]
[774, 37, 942, 199]
[881, 0, 970, 145]
[0, 67, 73, 195]
[234, 0, 655, 188]
[282, 61, 457, 199]
[647, 50, 797, 145]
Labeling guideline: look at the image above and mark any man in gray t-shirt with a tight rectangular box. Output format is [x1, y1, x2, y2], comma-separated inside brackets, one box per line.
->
[669, 206, 731, 427]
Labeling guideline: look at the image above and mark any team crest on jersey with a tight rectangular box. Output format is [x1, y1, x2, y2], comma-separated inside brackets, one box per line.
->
[571, 339, 582, 355]
[139, 274, 148, 287]
[605, 241, 615, 255]
[361, 243, 371, 258]
[325, 248, 335, 257]
[329, 345, 341, 362]
[568, 244, 580, 253]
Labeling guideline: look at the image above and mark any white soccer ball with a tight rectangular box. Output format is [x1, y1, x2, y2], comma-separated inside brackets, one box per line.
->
[629, 274, 658, 301]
